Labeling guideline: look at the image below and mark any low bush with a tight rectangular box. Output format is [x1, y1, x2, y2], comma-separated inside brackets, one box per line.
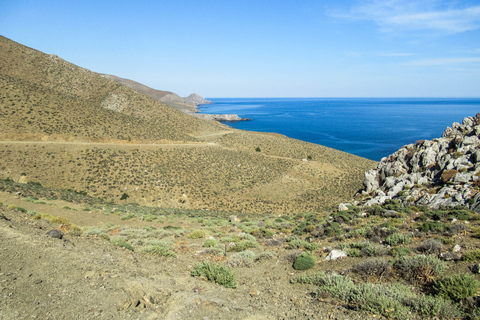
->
[255, 251, 277, 261]
[203, 239, 218, 248]
[229, 240, 259, 252]
[315, 274, 459, 319]
[293, 253, 316, 270]
[141, 240, 176, 258]
[393, 255, 446, 284]
[390, 247, 412, 258]
[415, 239, 443, 254]
[188, 229, 209, 239]
[117, 241, 134, 251]
[419, 221, 447, 233]
[385, 233, 411, 246]
[227, 250, 255, 268]
[191, 261, 237, 288]
[360, 242, 387, 257]
[463, 249, 480, 261]
[350, 258, 391, 281]
[290, 271, 326, 285]
[432, 273, 479, 302]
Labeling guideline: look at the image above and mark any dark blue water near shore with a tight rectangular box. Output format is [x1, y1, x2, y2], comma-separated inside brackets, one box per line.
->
[199, 98, 480, 161]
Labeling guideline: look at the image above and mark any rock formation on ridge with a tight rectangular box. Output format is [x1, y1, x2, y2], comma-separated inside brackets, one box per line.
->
[360, 113, 480, 212]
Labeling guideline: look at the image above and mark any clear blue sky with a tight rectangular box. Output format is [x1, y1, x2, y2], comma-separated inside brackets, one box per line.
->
[1, 0, 479, 97]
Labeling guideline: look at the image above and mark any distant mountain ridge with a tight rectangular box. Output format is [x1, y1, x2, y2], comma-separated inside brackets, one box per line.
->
[104, 75, 250, 121]
[102, 74, 212, 113]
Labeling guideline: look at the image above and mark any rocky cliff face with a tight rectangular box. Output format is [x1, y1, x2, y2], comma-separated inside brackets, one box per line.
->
[361, 114, 480, 212]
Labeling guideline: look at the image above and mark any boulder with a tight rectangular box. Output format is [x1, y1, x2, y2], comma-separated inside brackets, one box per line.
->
[325, 250, 347, 261]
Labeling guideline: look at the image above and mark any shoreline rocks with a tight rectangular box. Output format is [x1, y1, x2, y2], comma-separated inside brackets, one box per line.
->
[192, 113, 251, 122]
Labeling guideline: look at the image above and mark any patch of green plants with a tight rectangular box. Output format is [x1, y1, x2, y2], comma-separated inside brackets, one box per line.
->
[285, 238, 318, 251]
[293, 252, 316, 271]
[350, 258, 391, 280]
[390, 247, 411, 257]
[432, 273, 479, 302]
[203, 239, 218, 248]
[385, 232, 412, 246]
[418, 221, 447, 233]
[290, 271, 326, 285]
[140, 240, 176, 258]
[191, 261, 237, 288]
[463, 249, 480, 261]
[227, 250, 255, 268]
[255, 251, 277, 261]
[188, 229, 210, 239]
[314, 274, 459, 319]
[116, 240, 134, 251]
[393, 254, 447, 284]
[229, 240, 259, 252]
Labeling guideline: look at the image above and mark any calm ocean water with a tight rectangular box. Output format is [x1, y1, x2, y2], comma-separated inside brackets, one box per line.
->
[200, 98, 480, 161]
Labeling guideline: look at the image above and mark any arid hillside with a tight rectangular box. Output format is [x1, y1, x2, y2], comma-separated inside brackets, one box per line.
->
[0, 36, 375, 214]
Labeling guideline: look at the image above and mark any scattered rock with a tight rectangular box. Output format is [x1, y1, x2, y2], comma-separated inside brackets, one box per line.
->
[470, 264, 480, 274]
[46, 230, 63, 239]
[325, 250, 347, 261]
[438, 252, 461, 261]
[229, 215, 240, 223]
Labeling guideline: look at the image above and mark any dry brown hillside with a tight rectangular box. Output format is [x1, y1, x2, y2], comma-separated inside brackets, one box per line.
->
[0, 36, 376, 214]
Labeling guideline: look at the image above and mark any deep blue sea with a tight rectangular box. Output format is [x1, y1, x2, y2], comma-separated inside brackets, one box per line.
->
[199, 98, 480, 161]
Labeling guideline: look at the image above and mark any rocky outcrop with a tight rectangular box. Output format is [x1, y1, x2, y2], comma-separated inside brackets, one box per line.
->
[360, 114, 480, 212]
[185, 93, 213, 106]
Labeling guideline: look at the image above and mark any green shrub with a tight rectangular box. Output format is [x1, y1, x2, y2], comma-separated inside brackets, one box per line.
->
[315, 274, 459, 319]
[203, 239, 218, 248]
[415, 239, 443, 254]
[290, 271, 326, 285]
[432, 273, 479, 302]
[393, 255, 447, 284]
[351, 258, 391, 280]
[346, 248, 361, 257]
[191, 261, 237, 288]
[463, 249, 480, 261]
[117, 241, 134, 251]
[385, 233, 411, 246]
[188, 229, 209, 239]
[229, 240, 259, 252]
[293, 253, 316, 270]
[227, 250, 255, 268]
[419, 221, 447, 233]
[120, 193, 129, 200]
[324, 222, 342, 237]
[255, 251, 277, 261]
[390, 247, 412, 257]
[450, 209, 470, 220]
[360, 242, 387, 257]
[121, 213, 135, 220]
[141, 241, 176, 258]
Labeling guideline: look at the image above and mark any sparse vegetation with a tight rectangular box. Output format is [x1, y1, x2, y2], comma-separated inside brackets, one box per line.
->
[191, 261, 237, 288]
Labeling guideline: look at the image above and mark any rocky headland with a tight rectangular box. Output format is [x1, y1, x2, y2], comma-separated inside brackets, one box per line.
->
[103, 75, 250, 121]
[360, 113, 480, 212]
